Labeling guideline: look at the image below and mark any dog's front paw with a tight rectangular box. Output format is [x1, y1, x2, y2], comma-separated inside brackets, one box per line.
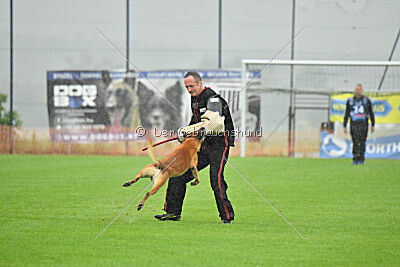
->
[137, 204, 144, 211]
[123, 182, 131, 187]
[190, 181, 199, 186]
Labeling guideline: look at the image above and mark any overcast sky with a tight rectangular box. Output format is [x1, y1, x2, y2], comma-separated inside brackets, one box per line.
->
[0, 0, 399, 127]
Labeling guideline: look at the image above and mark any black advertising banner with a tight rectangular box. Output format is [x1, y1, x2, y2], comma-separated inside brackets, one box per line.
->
[47, 71, 110, 131]
[47, 70, 141, 142]
[47, 70, 261, 143]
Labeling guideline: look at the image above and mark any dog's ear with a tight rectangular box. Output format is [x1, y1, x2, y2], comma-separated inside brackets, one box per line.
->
[164, 81, 183, 129]
[165, 81, 182, 104]
[101, 71, 112, 85]
[124, 70, 137, 88]
[136, 81, 154, 103]
[136, 81, 155, 129]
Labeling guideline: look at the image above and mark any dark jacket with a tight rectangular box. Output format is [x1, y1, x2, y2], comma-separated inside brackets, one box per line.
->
[189, 87, 235, 146]
[343, 95, 375, 127]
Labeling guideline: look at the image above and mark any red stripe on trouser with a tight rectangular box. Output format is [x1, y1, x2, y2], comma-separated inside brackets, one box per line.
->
[164, 184, 169, 211]
[218, 136, 230, 220]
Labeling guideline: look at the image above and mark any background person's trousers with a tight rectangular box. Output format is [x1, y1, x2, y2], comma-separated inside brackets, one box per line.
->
[350, 122, 369, 161]
[163, 141, 235, 221]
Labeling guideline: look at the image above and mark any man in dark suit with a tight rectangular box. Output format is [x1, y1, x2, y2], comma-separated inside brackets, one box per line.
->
[343, 84, 375, 165]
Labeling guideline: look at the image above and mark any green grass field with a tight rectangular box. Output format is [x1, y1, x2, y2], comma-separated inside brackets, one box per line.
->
[1, 155, 399, 266]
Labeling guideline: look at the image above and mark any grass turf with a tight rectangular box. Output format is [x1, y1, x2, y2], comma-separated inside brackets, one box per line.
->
[0, 155, 399, 266]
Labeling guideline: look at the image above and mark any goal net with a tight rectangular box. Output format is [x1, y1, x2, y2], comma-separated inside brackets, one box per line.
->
[239, 60, 400, 158]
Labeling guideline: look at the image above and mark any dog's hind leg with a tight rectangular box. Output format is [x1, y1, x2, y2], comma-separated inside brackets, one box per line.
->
[190, 155, 200, 186]
[137, 173, 168, 211]
[123, 164, 158, 187]
[190, 165, 200, 186]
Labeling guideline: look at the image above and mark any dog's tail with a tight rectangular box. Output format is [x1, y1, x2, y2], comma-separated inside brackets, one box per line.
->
[147, 138, 161, 166]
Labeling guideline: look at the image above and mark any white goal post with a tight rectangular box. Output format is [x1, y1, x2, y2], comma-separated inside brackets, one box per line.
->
[240, 59, 400, 157]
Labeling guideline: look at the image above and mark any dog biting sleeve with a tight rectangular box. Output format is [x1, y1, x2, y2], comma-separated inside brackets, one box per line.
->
[200, 110, 225, 133]
[178, 96, 225, 141]
[179, 110, 224, 138]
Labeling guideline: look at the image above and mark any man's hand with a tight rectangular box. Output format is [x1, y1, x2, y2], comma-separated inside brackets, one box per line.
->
[371, 126, 375, 133]
[344, 127, 348, 134]
[177, 127, 188, 143]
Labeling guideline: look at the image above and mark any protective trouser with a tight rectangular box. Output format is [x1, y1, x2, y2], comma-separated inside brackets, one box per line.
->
[163, 141, 235, 221]
[350, 122, 369, 161]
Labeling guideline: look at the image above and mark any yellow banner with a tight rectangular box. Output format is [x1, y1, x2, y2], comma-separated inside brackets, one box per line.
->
[330, 93, 400, 124]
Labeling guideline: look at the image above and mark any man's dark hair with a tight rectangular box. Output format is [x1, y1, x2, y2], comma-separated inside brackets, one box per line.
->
[184, 71, 202, 83]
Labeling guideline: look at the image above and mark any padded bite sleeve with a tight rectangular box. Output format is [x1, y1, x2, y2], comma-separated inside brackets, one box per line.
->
[207, 97, 223, 116]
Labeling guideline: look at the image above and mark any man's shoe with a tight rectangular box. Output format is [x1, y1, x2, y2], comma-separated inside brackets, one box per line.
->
[154, 213, 181, 221]
[352, 160, 358, 165]
[221, 219, 232, 224]
[359, 160, 364, 165]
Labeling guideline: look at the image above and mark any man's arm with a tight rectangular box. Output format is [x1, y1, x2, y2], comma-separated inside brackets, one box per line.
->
[343, 99, 350, 133]
[178, 97, 225, 142]
[368, 98, 375, 132]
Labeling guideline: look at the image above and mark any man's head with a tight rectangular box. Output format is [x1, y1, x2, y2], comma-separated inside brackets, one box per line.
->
[184, 71, 203, 96]
[355, 84, 363, 99]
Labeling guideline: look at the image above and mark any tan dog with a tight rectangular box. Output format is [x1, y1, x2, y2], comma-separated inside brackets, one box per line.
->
[123, 130, 205, 211]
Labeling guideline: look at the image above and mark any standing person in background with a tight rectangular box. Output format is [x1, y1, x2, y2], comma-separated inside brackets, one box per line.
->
[343, 84, 375, 165]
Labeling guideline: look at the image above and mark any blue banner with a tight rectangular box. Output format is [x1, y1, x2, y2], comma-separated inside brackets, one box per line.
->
[320, 131, 400, 159]
[47, 70, 261, 81]
[330, 93, 400, 124]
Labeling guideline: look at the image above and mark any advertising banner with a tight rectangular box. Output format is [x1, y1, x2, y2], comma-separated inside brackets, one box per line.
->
[320, 131, 400, 159]
[330, 93, 400, 124]
[47, 70, 260, 143]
